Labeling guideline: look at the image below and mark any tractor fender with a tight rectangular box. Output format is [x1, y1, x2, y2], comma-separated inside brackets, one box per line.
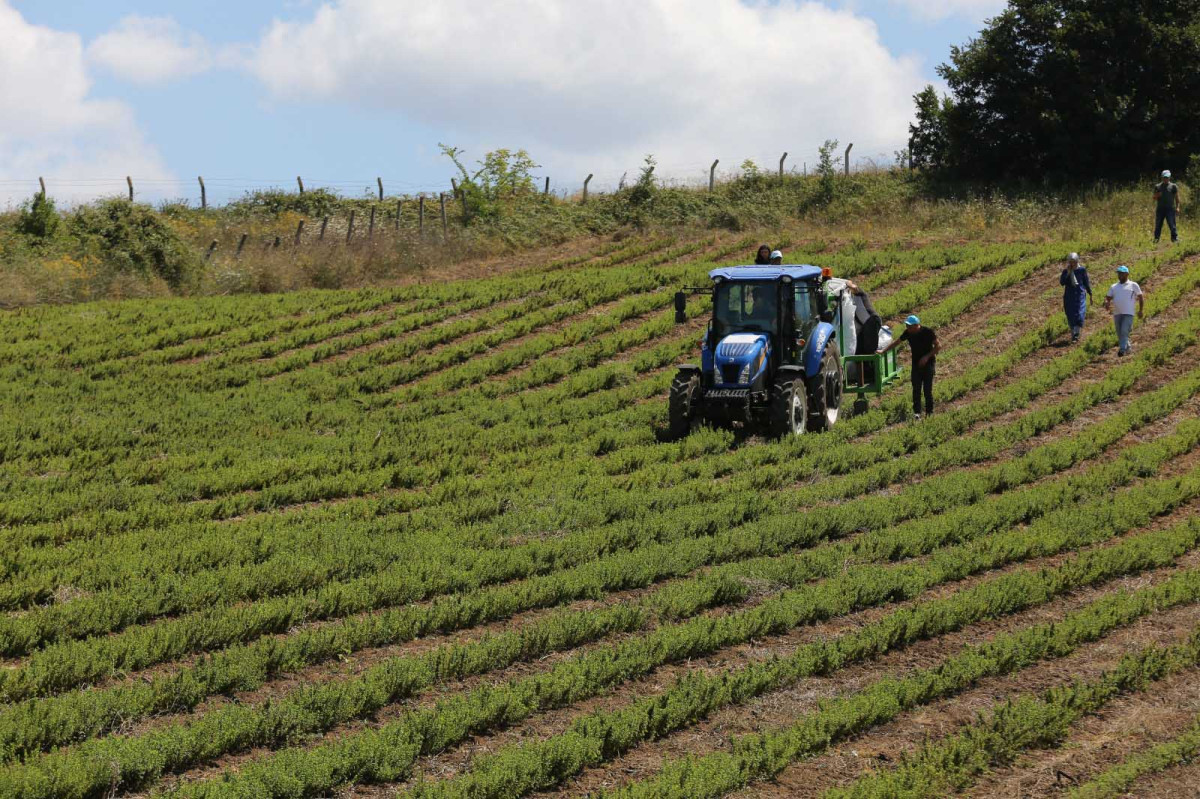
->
[776, 364, 805, 379]
[803, 322, 837, 376]
[674, 364, 702, 376]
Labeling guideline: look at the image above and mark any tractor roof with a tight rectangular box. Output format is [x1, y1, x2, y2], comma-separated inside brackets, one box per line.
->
[708, 265, 824, 282]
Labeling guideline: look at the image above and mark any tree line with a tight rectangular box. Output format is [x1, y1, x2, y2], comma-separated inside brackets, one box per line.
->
[909, 0, 1200, 182]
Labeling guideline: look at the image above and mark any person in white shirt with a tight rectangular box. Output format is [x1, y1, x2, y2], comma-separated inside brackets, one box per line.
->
[1103, 265, 1144, 357]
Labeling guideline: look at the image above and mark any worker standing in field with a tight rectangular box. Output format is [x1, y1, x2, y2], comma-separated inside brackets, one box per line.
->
[1154, 170, 1181, 243]
[847, 279, 883, 381]
[878, 314, 939, 419]
[754, 244, 772, 265]
[1104, 265, 1144, 356]
[769, 249, 784, 265]
[1059, 252, 1093, 343]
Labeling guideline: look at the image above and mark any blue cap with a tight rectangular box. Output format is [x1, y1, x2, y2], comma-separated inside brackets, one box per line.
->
[905, 315, 920, 325]
[1116, 265, 1130, 274]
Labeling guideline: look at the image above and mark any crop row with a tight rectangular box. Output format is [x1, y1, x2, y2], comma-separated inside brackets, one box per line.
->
[8, 288, 1194, 668]
[1067, 709, 1200, 798]
[0, 241, 1077, 541]
[822, 640, 1200, 799]
[0, 232, 666, 371]
[0, 241, 1032, 542]
[4, 279, 1194, 676]
[6, 405, 1198, 762]
[166, 504, 1200, 799]
[545, 569, 1200, 799]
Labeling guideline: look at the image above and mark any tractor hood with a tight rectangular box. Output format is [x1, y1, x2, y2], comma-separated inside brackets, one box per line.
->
[713, 333, 770, 386]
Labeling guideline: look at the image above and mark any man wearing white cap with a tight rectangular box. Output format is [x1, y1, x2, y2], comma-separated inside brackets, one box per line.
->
[878, 313, 939, 419]
[1104, 266, 1144, 357]
[1059, 252, 1092, 343]
[769, 249, 784, 265]
[1154, 170, 1180, 243]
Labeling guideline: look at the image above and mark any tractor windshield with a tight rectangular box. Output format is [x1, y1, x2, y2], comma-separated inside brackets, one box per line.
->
[714, 280, 778, 339]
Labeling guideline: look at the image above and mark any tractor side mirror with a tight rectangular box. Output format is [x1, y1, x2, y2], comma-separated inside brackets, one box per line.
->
[674, 291, 687, 324]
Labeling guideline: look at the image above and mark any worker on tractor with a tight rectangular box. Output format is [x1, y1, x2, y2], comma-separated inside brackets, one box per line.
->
[743, 284, 776, 328]
[1059, 252, 1093, 343]
[754, 244, 772, 265]
[846, 279, 883, 378]
[879, 314, 939, 420]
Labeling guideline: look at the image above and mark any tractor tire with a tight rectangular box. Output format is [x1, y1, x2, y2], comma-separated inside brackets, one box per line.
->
[769, 376, 808, 437]
[668, 371, 700, 439]
[807, 339, 844, 432]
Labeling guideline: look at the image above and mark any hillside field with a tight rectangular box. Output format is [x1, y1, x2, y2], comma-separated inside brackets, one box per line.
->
[3, 227, 1200, 798]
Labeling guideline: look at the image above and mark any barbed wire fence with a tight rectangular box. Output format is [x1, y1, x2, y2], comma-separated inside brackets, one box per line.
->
[0, 143, 910, 259]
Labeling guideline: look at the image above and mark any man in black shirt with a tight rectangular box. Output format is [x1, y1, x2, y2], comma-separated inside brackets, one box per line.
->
[879, 314, 939, 419]
[1154, 170, 1181, 244]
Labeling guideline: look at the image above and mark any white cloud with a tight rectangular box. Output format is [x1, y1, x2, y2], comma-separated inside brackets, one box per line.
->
[251, 0, 929, 187]
[87, 16, 222, 86]
[0, 2, 173, 206]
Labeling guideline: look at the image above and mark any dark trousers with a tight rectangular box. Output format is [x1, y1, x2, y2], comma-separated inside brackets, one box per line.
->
[911, 363, 935, 415]
[1155, 207, 1178, 242]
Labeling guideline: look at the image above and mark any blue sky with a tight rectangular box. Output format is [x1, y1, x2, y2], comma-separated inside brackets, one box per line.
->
[2, 1, 1002, 206]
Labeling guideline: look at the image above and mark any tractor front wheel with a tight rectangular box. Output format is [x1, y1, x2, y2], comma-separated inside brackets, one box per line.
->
[807, 339, 844, 432]
[770, 376, 808, 437]
[668, 370, 700, 439]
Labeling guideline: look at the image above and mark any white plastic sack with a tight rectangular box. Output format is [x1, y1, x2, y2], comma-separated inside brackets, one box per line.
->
[822, 278, 857, 357]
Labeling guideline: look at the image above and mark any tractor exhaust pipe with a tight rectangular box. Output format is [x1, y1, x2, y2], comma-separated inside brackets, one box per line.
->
[674, 291, 688, 324]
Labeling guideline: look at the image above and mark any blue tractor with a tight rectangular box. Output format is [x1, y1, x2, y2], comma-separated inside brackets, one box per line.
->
[670, 264, 898, 437]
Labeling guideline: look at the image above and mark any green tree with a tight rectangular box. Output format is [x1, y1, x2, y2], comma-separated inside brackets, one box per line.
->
[928, 0, 1200, 180]
[908, 86, 951, 171]
[440, 144, 541, 222]
[16, 192, 60, 240]
[816, 139, 839, 205]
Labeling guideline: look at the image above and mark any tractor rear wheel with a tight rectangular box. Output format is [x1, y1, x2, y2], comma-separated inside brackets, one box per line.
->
[668, 370, 700, 439]
[807, 339, 844, 432]
[770, 376, 808, 437]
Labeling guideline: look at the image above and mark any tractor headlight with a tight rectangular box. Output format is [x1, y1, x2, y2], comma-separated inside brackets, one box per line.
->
[739, 362, 751, 384]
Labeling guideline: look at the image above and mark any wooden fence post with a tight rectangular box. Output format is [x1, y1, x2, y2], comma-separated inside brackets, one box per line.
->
[544, 176, 550, 195]
[779, 152, 788, 181]
[38, 177, 46, 198]
[198, 176, 207, 210]
[346, 210, 356, 244]
[396, 200, 402, 231]
[709, 160, 719, 192]
[235, 233, 248, 259]
[440, 192, 448, 238]
[377, 177, 384, 201]
[319, 216, 329, 241]
[205, 240, 218, 260]
[126, 176, 134, 202]
[297, 176, 305, 195]
[419, 195, 425, 235]
[844, 143, 853, 176]
[368, 205, 376, 240]
[582, 174, 593, 203]
[293, 220, 304, 247]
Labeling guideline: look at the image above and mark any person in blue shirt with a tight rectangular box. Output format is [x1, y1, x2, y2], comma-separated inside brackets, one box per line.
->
[1059, 252, 1093, 343]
